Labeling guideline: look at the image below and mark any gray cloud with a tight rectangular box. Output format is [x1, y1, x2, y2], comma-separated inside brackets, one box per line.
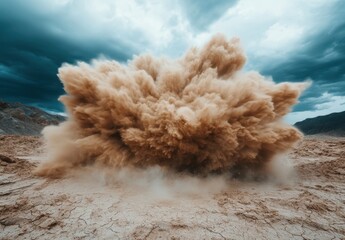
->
[258, 1, 345, 112]
[179, 0, 238, 31]
[0, 0, 136, 111]
[0, 0, 344, 119]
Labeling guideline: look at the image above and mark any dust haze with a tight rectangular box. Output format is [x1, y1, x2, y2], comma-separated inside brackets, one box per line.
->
[35, 34, 309, 179]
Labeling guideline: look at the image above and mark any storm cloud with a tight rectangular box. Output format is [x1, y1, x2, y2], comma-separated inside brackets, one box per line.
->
[0, 0, 344, 122]
[0, 0, 135, 111]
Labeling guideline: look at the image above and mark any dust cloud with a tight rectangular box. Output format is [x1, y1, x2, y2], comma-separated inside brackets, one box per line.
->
[36, 34, 309, 179]
[68, 166, 230, 199]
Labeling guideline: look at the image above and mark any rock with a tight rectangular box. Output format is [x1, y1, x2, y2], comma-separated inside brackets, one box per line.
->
[0, 154, 15, 163]
[0, 101, 65, 135]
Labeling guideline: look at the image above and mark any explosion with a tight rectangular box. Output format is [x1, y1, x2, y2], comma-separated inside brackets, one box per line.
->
[36, 34, 308, 178]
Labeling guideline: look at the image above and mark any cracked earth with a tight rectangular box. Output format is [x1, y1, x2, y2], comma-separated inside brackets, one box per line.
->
[0, 135, 344, 239]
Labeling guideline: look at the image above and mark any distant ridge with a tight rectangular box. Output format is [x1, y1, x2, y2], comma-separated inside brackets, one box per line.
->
[0, 101, 65, 135]
[294, 111, 345, 136]
[1, 100, 344, 136]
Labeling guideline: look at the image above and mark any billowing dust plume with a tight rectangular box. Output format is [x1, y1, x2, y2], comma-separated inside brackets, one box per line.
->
[36, 34, 308, 178]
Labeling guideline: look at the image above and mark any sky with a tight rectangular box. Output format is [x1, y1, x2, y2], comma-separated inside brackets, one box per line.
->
[0, 0, 344, 123]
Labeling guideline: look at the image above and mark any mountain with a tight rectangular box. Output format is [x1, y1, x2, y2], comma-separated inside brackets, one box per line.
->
[294, 111, 345, 136]
[1, 100, 344, 136]
[0, 101, 65, 135]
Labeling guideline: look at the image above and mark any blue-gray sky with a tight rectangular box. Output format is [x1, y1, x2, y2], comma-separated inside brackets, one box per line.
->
[0, 0, 344, 123]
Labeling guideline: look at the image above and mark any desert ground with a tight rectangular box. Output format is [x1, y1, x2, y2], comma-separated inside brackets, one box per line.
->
[0, 135, 344, 239]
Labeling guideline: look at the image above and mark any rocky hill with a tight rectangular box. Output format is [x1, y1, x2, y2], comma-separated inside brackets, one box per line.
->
[294, 111, 345, 136]
[0, 101, 65, 135]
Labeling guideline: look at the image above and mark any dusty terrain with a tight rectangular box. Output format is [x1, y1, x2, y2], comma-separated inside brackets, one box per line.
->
[0, 135, 344, 239]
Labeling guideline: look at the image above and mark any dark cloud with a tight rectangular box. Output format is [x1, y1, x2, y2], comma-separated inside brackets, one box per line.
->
[259, 1, 345, 112]
[0, 0, 344, 117]
[0, 1, 135, 112]
[179, 0, 238, 31]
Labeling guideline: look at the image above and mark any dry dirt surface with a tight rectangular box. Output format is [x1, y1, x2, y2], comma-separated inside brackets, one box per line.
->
[0, 135, 344, 240]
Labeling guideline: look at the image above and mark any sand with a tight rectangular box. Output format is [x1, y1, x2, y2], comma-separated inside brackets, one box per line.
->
[0, 135, 344, 239]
